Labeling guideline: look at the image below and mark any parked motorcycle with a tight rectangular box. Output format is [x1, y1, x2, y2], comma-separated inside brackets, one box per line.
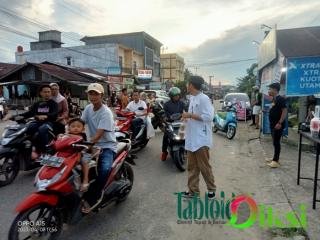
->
[163, 113, 186, 171]
[8, 134, 135, 240]
[115, 108, 149, 150]
[213, 103, 237, 139]
[0, 116, 56, 187]
[0, 96, 8, 120]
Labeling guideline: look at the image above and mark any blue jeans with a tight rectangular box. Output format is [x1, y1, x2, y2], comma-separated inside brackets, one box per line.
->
[131, 118, 144, 139]
[84, 148, 115, 206]
[26, 121, 53, 151]
[98, 148, 116, 186]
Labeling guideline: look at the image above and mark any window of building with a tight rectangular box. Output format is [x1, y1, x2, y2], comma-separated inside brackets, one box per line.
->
[133, 61, 137, 72]
[145, 47, 154, 68]
[66, 57, 72, 66]
[119, 56, 123, 69]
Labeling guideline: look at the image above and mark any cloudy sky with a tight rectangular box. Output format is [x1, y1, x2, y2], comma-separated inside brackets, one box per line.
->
[0, 0, 320, 85]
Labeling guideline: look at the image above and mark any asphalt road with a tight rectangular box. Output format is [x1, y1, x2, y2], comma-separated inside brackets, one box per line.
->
[0, 112, 271, 240]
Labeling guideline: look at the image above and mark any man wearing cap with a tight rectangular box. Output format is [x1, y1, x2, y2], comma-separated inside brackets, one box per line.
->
[81, 83, 117, 212]
[181, 76, 216, 199]
[267, 82, 287, 168]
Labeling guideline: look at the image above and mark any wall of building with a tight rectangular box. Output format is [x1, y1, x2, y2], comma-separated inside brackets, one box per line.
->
[161, 53, 185, 83]
[16, 43, 119, 74]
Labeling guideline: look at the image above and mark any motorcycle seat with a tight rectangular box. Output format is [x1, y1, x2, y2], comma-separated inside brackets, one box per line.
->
[116, 142, 127, 156]
[217, 112, 227, 119]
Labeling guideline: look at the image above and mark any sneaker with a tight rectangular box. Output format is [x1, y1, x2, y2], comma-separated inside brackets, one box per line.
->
[181, 191, 199, 199]
[161, 152, 168, 161]
[267, 161, 280, 168]
[265, 158, 273, 163]
[207, 191, 216, 200]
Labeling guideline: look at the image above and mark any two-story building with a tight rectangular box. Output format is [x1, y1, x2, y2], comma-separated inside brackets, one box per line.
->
[15, 30, 161, 90]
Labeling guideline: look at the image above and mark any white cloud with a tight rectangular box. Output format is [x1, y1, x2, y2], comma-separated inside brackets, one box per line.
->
[1, 0, 320, 83]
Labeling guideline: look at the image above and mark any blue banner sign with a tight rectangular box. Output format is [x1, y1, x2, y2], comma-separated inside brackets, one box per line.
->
[286, 56, 320, 96]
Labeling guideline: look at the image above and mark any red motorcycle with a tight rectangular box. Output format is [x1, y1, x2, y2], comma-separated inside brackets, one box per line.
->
[8, 134, 135, 240]
[115, 109, 149, 149]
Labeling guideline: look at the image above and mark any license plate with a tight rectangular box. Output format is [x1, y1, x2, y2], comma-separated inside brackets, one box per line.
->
[40, 155, 64, 168]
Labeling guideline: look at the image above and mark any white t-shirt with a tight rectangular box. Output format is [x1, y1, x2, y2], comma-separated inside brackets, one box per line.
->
[81, 104, 117, 152]
[126, 100, 147, 119]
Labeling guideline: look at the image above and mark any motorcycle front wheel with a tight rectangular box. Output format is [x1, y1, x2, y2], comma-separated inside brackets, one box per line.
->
[226, 125, 236, 140]
[0, 152, 19, 187]
[173, 148, 186, 172]
[8, 204, 63, 240]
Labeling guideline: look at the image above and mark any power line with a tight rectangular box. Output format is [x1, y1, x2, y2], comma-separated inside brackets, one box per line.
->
[0, 6, 80, 43]
[186, 58, 257, 67]
[0, 24, 38, 40]
[0, 24, 144, 69]
[0, 5, 125, 66]
[56, 0, 96, 24]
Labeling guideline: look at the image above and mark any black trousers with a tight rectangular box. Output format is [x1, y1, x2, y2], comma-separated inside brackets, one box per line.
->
[162, 132, 169, 152]
[131, 118, 144, 139]
[271, 128, 283, 161]
[252, 114, 256, 124]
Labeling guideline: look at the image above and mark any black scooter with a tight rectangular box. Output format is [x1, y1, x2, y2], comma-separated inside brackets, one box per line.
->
[0, 116, 56, 187]
[163, 113, 186, 171]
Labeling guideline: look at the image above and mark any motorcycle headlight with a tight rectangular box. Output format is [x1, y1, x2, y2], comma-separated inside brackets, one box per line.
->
[1, 137, 13, 145]
[173, 134, 181, 141]
[35, 166, 67, 192]
[1, 129, 8, 138]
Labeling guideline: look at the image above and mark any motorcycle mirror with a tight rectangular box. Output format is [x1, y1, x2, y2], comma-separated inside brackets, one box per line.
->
[138, 107, 144, 111]
[220, 100, 224, 103]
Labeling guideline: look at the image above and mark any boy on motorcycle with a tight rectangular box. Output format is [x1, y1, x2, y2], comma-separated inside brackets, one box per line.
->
[161, 87, 185, 161]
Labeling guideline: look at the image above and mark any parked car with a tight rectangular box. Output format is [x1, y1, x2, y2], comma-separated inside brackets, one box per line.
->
[221, 93, 252, 120]
[144, 90, 170, 103]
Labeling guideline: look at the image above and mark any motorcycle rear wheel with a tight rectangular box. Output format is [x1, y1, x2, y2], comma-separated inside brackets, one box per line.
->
[116, 163, 134, 203]
[0, 153, 19, 187]
[8, 204, 63, 240]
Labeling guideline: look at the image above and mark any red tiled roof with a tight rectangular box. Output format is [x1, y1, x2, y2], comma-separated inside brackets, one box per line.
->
[33, 63, 104, 82]
[0, 63, 20, 78]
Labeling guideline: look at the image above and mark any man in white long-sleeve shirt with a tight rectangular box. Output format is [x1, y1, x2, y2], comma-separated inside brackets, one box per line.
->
[182, 76, 216, 199]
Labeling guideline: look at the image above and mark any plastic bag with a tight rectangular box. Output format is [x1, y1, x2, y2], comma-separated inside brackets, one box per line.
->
[146, 116, 155, 139]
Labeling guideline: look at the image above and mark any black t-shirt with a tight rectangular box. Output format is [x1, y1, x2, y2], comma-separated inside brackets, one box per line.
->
[21, 99, 58, 122]
[164, 100, 185, 118]
[269, 95, 287, 129]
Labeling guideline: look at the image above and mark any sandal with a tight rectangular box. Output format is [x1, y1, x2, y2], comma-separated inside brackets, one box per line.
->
[81, 200, 91, 214]
[80, 183, 89, 192]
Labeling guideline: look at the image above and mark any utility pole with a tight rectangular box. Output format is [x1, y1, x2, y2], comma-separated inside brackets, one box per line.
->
[194, 66, 199, 74]
[209, 75, 214, 91]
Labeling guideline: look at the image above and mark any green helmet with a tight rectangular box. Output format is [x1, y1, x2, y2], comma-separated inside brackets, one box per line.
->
[169, 87, 181, 98]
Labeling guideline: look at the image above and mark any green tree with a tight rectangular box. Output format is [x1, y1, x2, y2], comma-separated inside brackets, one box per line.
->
[237, 63, 258, 96]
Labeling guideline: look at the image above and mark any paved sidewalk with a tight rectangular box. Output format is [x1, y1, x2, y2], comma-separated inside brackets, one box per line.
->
[248, 126, 320, 240]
